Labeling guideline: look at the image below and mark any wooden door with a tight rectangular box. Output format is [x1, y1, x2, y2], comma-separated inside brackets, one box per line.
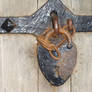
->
[0, 0, 92, 92]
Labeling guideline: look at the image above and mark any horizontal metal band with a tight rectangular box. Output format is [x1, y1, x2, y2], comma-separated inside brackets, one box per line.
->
[0, 0, 92, 34]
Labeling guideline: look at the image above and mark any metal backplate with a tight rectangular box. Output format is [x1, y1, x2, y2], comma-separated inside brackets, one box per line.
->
[0, 0, 92, 34]
[37, 42, 77, 86]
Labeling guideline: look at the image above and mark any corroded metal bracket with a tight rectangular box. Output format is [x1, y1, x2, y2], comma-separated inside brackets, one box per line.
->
[0, 0, 92, 34]
[37, 11, 77, 86]
[0, 0, 90, 86]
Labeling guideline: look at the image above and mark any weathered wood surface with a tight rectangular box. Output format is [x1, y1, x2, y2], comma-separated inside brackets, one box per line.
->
[72, 33, 92, 92]
[38, 0, 48, 8]
[0, 33, 92, 92]
[0, 0, 92, 92]
[0, 35, 38, 92]
[0, 0, 37, 16]
[0, 36, 2, 92]
[61, 0, 92, 15]
[0, 0, 47, 17]
[0, 0, 91, 16]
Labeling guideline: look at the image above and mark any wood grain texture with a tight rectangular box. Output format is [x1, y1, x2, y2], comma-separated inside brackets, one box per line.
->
[0, 36, 2, 92]
[0, 0, 91, 16]
[1, 35, 38, 92]
[56, 79, 70, 92]
[39, 70, 56, 92]
[62, 0, 72, 10]
[0, 0, 91, 91]
[38, 0, 48, 8]
[0, 0, 48, 17]
[61, 0, 92, 15]
[72, 33, 92, 92]
[0, 33, 92, 92]
[0, 0, 38, 16]
[71, 0, 92, 15]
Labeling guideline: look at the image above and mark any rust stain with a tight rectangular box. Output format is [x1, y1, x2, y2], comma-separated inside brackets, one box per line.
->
[37, 11, 76, 60]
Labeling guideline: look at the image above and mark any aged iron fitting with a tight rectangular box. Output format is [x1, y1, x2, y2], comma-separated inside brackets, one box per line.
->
[0, 0, 91, 87]
[37, 11, 77, 86]
[0, 0, 92, 34]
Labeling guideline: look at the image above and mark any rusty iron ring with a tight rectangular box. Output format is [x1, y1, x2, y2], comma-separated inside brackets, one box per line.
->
[37, 28, 61, 60]
[37, 11, 75, 60]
